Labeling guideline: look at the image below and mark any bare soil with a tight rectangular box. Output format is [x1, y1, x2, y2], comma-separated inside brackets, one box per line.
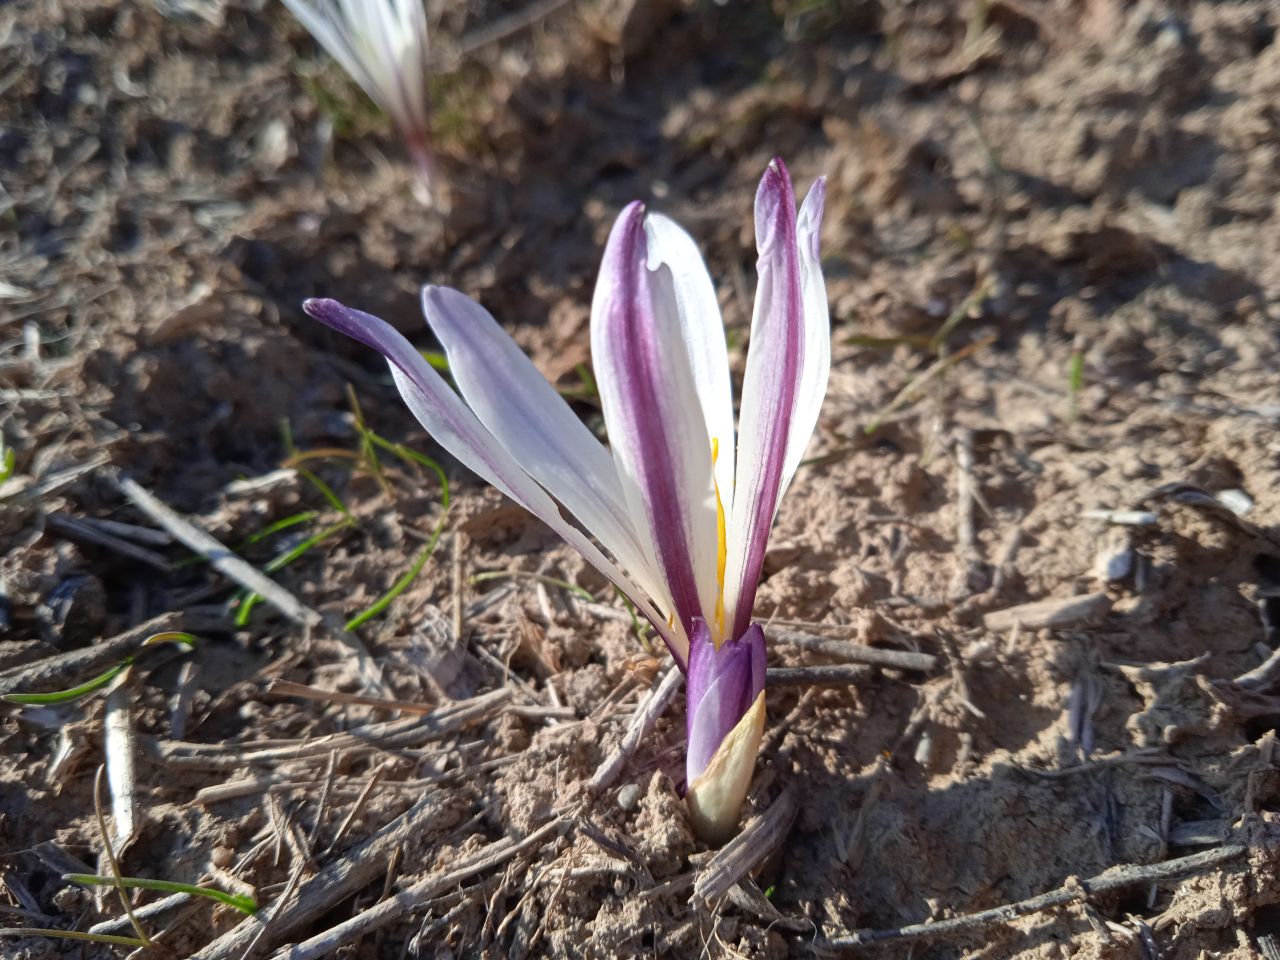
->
[2, 0, 1279, 957]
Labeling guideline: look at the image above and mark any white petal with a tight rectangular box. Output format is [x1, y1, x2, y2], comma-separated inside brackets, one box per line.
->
[722, 162, 829, 640]
[591, 204, 720, 638]
[781, 178, 830, 493]
[421, 285, 673, 618]
[282, 0, 429, 140]
[303, 298, 683, 664]
[643, 214, 735, 502]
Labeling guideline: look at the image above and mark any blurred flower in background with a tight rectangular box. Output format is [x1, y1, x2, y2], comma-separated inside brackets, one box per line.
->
[281, 0, 440, 206]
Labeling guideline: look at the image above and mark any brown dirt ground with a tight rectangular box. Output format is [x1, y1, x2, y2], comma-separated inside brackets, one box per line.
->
[3, 0, 1280, 957]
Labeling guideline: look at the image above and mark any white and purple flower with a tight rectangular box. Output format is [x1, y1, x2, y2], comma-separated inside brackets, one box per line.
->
[304, 158, 829, 841]
[281, 0, 437, 201]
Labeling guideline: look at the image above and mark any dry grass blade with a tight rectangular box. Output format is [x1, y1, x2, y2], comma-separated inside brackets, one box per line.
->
[269, 818, 565, 960]
[187, 792, 449, 960]
[103, 681, 140, 856]
[864, 335, 996, 434]
[265, 679, 435, 715]
[106, 471, 385, 693]
[45, 513, 173, 571]
[151, 688, 512, 770]
[588, 666, 682, 794]
[92, 766, 151, 946]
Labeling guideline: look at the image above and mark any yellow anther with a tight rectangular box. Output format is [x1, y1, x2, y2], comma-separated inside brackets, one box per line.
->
[712, 438, 727, 647]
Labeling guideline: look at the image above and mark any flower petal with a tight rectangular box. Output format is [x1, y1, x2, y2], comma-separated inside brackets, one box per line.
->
[685, 620, 766, 783]
[643, 213, 735, 503]
[591, 203, 720, 638]
[420, 285, 673, 621]
[783, 177, 830, 487]
[722, 159, 830, 640]
[303, 296, 685, 664]
[282, 0, 429, 140]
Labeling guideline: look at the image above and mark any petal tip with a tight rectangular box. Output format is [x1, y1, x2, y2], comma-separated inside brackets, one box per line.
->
[302, 297, 345, 324]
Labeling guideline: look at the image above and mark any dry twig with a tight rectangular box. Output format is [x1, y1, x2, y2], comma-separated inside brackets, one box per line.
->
[106, 472, 385, 691]
[588, 666, 681, 794]
[815, 844, 1247, 951]
[269, 818, 566, 960]
[187, 793, 449, 960]
[770, 630, 936, 672]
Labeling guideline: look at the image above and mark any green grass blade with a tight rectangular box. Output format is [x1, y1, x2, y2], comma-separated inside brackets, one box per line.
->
[236, 521, 353, 625]
[928, 278, 992, 355]
[345, 513, 448, 631]
[2, 633, 195, 705]
[241, 511, 319, 547]
[0, 439, 14, 484]
[64, 874, 258, 915]
[294, 465, 351, 517]
[2, 662, 130, 705]
[421, 350, 450, 373]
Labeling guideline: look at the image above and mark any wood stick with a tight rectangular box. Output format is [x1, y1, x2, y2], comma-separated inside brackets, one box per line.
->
[588, 666, 682, 794]
[770, 630, 936, 672]
[187, 793, 450, 960]
[106, 472, 385, 692]
[767, 665, 873, 687]
[815, 844, 1247, 951]
[983, 593, 1111, 633]
[268, 818, 565, 960]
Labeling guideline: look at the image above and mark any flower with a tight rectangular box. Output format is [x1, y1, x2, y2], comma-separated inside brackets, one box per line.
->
[304, 158, 829, 841]
[281, 0, 437, 202]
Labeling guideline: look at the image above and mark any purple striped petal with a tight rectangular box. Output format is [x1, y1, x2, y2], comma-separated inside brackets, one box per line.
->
[685, 618, 766, 785]
[591, 203, 718, 640]
[722, 159, 828, 640]
[302, 296, 686, 665]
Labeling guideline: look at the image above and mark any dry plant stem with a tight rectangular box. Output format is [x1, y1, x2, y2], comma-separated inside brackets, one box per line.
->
[46, 513, 173, 571]
[266, 680, 436, 714]
[949, 429, 981, 599]
[588, 665, 682, 794]
[0, 611, 185, 696]
[152, 688, 512, 770]
[269, 818, 565, 960]
[770, 630, 936, 671]
[187, 793, 449, 960]
[767, 665, 877, 687]
[2, 453, 110, 504]
[693, 785, 798, 903]
[88, 892, 191, 935]
[92, 766, 150, 946]
[983, 593, 1111, 633]
[457, 0, 577, 54]
[103, 681, 140, 854]
[816, 843, 1248, 951]
[107, 472, 385, 691]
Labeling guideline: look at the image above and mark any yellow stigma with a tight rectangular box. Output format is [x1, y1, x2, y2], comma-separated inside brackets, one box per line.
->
[712, 438, 727, 647]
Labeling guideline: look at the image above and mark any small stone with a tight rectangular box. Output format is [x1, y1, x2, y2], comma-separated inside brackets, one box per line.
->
[617, 783, 641, 812]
